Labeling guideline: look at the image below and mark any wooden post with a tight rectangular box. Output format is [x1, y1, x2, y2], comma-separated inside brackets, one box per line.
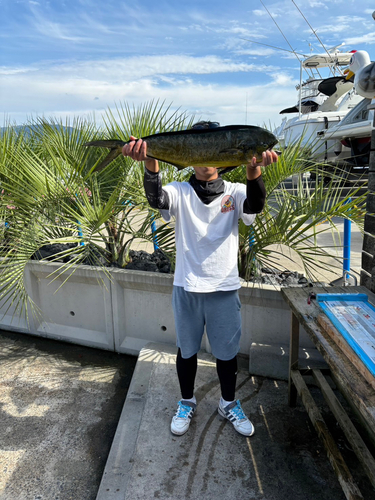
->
[291, 370, 364, 500]
[312, 369, 375, 491]
[288, 311, 299, 407]
[361, 100, 375, 292]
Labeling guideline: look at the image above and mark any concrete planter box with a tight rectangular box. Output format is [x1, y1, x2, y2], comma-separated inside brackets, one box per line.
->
[1, 261, 115, 351]
[110, 267, 176, 356]
[0, 260, 324, 379]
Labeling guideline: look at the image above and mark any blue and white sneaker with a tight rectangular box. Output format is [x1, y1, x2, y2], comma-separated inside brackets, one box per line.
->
[171, 400, 196, 436]
[218, 399, 254, 436]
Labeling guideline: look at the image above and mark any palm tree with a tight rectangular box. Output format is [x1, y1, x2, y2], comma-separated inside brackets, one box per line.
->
[0, 102, 193, 318]
[222, 140, 367, 283]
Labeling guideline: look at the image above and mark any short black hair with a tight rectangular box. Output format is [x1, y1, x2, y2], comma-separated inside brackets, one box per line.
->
[191, 121, 220, 129]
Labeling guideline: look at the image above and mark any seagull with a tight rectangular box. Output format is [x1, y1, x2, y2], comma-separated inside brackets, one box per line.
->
[345, 50, 375, 99]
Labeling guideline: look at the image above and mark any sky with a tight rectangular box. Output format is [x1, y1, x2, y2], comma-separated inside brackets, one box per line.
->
[1, 0, 375, 131]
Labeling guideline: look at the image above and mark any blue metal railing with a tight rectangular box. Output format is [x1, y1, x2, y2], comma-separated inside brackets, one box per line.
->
[343, 214, 351, 280]
[151, 214, 159, 250]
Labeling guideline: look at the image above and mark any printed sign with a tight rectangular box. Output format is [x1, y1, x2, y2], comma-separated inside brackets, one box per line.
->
[317, 293, 375, 378]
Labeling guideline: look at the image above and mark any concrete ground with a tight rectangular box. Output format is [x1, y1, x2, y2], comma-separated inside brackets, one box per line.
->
[97, 343, 374, 500]
[1, 333, 374, 500]
[0, 330, 136, 500]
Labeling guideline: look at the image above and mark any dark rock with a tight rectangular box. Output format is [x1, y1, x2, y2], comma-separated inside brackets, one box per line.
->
[261, 267, 280, 275]
[31, 243, 77, 262]
[126, 260, 158, 272]
[261, 275, 280, 286]
[81, 246, 109, 267]
[125, 249, 171, 273]
[31, 243, 110, 267]
[281, 274, 299, 286]
[298, 276, 309, 285]
[150, 249, 171, 273]
[158, 265, 171, 274]
[248, 268, 311, 287]
[31, 244, 171, 273]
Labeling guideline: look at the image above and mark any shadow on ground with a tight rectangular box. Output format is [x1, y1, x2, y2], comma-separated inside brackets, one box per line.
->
[0, 329, 136, 500]
[1, 335, 374, 500]
[99, 345, 375, 500]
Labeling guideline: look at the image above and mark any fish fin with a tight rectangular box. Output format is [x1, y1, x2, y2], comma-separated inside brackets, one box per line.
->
[84, 139, 126, 172]
[219, 148, 242, 156]
[84, 140, 126, 149]
[94, 148, 123, 172]
[147, 155, 186, 170]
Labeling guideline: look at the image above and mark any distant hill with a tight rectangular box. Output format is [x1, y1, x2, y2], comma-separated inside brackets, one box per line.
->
[0, 124, 74, 137]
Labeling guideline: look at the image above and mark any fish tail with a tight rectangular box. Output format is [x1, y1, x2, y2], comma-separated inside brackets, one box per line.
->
[84, 140, 127, 172]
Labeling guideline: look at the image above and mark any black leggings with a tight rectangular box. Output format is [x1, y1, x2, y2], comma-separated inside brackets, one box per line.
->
[176, 348, 237, 401]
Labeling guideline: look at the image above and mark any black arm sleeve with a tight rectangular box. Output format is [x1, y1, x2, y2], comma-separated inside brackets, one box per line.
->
[243, 176, 266, 214]
[143, 167, 170, 210]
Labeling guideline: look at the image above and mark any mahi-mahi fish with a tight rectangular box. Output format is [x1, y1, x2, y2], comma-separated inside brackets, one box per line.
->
[85, 125, 278, 172]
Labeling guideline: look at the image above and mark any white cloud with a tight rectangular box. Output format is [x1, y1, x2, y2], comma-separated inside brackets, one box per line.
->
[0, 67, 38, 75]
[237, 48, 277, 57]
[335, 15, 368, 22]
[344, 33, 375, 46]
[0, 54, 295, 130]
[269, 72, 295, 86]
[4, 54, 270, 83]
[252, 10, 268, 17]
[316, 23, 350, 34]
[3, 0, 374, 132]
[307, 1, 328, 8]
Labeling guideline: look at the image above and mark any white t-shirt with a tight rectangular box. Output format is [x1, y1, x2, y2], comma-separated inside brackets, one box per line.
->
[160, 180, 256, 292]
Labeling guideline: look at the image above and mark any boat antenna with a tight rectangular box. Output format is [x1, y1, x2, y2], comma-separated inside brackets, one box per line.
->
[259, 0, 303, 64]
[240, 38, 308, 58]
[290, 0, 332, 60]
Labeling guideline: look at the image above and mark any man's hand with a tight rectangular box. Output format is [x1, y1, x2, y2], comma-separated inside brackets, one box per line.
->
[250, 150, 279, 168]
[122, 136, 148, 161]
[122, 136, 159, 172]
[247, 150, 278, 180]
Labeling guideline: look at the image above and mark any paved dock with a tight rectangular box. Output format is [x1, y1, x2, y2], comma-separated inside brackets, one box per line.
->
[96, 343, 373, 500]
[1, 334, 373, 500]
[0, 330, 136, 500]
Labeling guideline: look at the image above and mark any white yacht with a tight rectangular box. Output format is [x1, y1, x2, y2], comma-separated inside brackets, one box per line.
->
[318, 98, 371, 171]
[318, 50, 374, 172]
[275, 48, 364, 163]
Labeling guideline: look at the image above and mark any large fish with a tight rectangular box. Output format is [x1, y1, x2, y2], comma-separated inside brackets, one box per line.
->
[85, 125, 278, 172]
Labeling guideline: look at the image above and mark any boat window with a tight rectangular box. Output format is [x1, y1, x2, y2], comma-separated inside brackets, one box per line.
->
[339, 98, 370, 125]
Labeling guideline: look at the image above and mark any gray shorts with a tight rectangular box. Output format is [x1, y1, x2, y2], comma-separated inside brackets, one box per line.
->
[172, 286, 242, 360]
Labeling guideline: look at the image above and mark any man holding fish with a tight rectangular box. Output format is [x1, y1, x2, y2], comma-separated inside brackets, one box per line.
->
[122, 121, 278, 437]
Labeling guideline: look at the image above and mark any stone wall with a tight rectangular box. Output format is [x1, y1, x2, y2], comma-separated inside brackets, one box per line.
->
[361, 103, 375, 292]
